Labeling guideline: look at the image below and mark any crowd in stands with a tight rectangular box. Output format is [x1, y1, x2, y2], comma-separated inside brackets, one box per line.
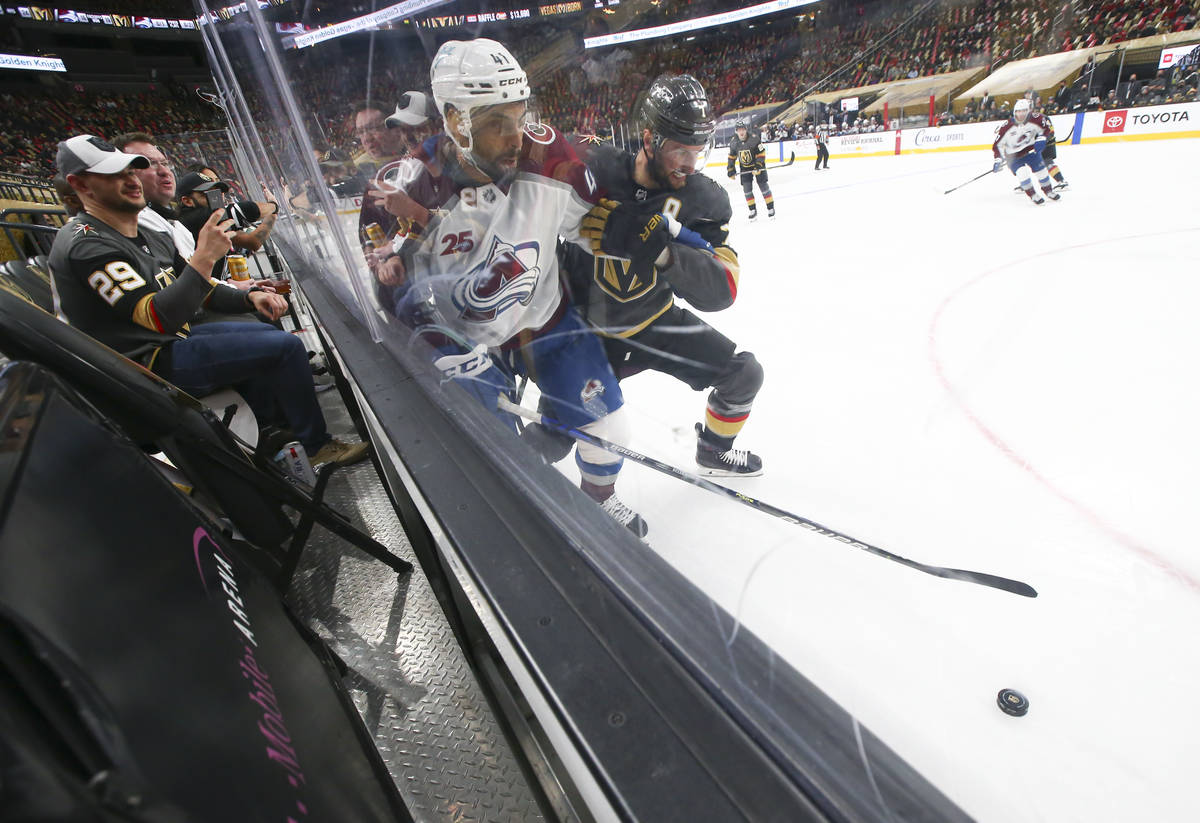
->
[0, 86, 223, 179]
[2, 0, 1198, 179]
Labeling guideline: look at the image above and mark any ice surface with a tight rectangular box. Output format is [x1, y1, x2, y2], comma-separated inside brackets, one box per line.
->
[539, 137, 1200, 822]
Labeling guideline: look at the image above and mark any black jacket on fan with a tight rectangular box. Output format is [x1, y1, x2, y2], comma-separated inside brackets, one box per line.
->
[726, 134, 766, 174]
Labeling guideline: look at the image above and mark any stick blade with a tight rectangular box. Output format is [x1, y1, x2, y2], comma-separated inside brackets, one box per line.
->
[936, 566, 1038, 597]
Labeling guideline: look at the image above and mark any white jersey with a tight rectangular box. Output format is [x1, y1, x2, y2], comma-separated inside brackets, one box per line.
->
[138, 206, 195, 259]
[993, 113, 1052, 160]
[408, 125, 596, 348]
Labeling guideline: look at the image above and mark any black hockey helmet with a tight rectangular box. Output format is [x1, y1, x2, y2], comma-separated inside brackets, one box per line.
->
[735, 118, 748, 130]
[639, 74, 716, 147]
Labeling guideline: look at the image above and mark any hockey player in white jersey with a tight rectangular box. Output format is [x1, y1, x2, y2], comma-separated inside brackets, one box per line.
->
[398, 39, 648, 536]
[992, 98, 1060, 204]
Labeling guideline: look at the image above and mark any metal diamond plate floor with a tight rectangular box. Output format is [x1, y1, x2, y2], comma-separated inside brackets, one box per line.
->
[286, 391, 545, 823]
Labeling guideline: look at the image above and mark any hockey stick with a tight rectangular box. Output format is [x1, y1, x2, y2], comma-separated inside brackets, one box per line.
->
[943, 168, 994, 195]
[774, 151, 796, 168]
[1055, 124, 1074, 144]
[499, 397, 1037, 598]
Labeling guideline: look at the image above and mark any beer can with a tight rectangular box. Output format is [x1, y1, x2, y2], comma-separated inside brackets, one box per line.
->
[272, 440, 317, 486]
[365, 222, 387, 249]
[227, 254, 250, 281]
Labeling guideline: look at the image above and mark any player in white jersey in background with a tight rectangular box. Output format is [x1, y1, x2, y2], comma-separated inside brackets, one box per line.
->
[394, 38, 648, 536]
[992, 98, 1061, 204]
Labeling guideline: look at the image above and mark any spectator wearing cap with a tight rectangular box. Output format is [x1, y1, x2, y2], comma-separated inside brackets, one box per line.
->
[47, 134, 369, 468]
[178, 169, 279, 260]
[358, 91, 444, 308]
[317, 147, 364, 196]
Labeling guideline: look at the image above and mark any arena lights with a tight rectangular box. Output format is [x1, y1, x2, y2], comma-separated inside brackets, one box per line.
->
[0, 51, 66, 72]
[292, 0, 449, 48]
[584, 0, 818, 49]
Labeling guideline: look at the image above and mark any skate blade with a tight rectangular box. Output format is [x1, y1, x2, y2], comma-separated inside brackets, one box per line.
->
[695, 465, 765, 478]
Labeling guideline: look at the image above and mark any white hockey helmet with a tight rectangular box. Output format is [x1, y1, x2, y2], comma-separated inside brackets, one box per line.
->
[1013, 98, 1031, 122]
[431, 39, 529, 144]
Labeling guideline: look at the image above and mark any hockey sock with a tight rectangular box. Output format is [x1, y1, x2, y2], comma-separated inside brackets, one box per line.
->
[763, 192, 775, 213]
[579, 477, 615, 503]
[575, 407, 630, 500]
[1048, 163, 1064, 183]
[703, 405, 751, 451]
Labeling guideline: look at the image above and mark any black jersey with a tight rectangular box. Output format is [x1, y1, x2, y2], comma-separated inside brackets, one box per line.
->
[567, 141, 740, 337]
[726, 134, 766, 174]
[48, 212, 250, 370]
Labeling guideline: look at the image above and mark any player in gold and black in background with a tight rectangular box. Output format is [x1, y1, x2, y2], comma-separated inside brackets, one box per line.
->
[726, 119, 775, 220]
[565, 75, 765, 477]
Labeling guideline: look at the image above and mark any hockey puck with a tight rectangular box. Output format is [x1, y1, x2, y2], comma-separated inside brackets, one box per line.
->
[997, 688, 1029, 717]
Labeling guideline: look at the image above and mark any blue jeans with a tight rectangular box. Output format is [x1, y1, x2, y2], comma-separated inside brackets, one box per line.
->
[163, 322, 329, 452]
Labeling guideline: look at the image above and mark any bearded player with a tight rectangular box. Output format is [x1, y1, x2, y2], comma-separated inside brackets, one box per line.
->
[389, 39, 648, 536]
[568, 75, 764, 477]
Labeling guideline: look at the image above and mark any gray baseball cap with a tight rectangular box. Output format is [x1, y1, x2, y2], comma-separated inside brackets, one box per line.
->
[57, 134, 149, 176]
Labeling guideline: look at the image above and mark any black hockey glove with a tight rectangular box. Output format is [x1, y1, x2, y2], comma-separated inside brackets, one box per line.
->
[580, 198, 671, 270]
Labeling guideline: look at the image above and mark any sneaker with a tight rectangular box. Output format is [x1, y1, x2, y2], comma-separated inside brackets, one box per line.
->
[695, 424, 763, 477]
[310, 437, 370, 466]
[600, 494, 648, 537]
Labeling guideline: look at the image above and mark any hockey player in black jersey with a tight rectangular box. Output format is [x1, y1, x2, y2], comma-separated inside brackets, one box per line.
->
[570, 75, 764, 476]
[726, 120, 775, 220]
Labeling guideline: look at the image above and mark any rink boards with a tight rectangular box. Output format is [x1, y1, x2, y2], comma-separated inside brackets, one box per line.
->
[716, 100, 1200, 166]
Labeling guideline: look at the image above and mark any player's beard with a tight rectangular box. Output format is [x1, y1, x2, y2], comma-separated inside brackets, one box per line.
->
[467, 148, 519, 187]
[646, 147, 677, 190]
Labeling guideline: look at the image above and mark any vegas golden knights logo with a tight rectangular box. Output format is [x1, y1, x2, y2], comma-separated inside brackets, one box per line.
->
[593, 256, 655, 302]
[739, 149, 754, 166]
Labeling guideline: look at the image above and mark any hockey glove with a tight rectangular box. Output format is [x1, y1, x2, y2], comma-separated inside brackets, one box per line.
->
[992, 158, 1004, 173]
[580, 198, 671, 269]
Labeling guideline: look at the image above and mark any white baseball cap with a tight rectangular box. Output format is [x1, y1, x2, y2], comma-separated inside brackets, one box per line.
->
[57, 134, 149, 176]
[385, 91, 434, 129]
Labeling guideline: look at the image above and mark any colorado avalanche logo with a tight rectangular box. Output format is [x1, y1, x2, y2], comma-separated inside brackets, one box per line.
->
[452, 235, 542, 323]
[523, 122, 556, 145]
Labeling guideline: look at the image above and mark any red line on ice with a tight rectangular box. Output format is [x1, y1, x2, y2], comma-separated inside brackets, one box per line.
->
[927, 230, 1200, 594]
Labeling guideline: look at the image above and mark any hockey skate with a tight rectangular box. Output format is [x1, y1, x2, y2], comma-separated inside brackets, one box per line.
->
[768, 206, 776, 218]
[1053, 180, 1069, 190]
[1042, 186, 1060, 201]
[600, 494, 649, 537]
[695, 424, 763, 477]
[748, 208, 758, 221]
